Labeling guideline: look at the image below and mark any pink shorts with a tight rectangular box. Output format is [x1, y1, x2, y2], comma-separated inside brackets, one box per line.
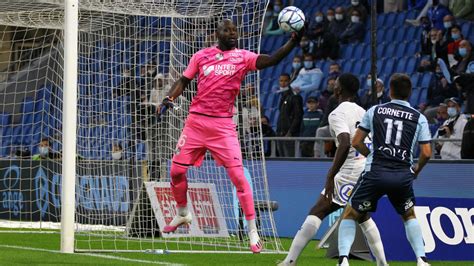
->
[172, 113, 243, 168]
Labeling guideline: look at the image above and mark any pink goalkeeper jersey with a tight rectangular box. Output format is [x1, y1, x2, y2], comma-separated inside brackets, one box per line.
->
[183, 46, 259, 117]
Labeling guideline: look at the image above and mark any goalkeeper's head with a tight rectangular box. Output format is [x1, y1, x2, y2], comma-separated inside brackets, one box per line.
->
[216, 19, 238, 50]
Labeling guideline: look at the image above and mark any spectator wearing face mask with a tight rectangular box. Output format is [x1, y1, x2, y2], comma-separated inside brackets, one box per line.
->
[436, 97, 467, 159]
[300, 97, 324, 157]
[32, 138, 61, 160]
[264, 0, 285, 36]
[299, 36, 317, 57]
[112, 143, 124, 160]
[453, 73, 474, 114]
[290, 54, 324, 95]
[308, 22, 339, 60]
[446, 25, 464, 66]
[346, 0, 368, 23]
[418, 28, 449, 72]
[449, 0, 474, 21]
[309, 11, 329, 32]
[289, 55, 303, 82]
[339, 10, 365, 44]
[420, 16, 433, 56]
[452, 40, 474, 76]
[440, 15, 457, 46]
[360, 76, 390, 110]
[326, 8, 335, 24]
[427, 0, 452, 30]
[329, 6, 349, 41]
[429, 103, 448, 136]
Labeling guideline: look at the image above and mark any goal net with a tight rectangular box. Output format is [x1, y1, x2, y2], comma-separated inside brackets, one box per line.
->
[0, 0, 283, 253]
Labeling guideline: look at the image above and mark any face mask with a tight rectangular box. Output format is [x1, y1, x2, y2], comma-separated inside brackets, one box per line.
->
[327, 15, 334, 22]
[300, 41, 309, 47]
[39, 147, 49, 156]
[327, 84, 334, 93]
[279, 86, 289, 92]
[292, 62, 301, 69]
[335, 14, 343, 21]
[315, 16, 323, 23]
[273, 5, 280, 13]
[444, 21, 453, 29]
[431, 39, 437, 44]
[265, 11, 272, 17]
[377, 91, 383, 98]
[112, 152, 122, 160]
[447, 107, 458, 117]
[366, 79, 372, 87]
[451, 33, 460, 40]
[459, 47, 467, 57]
[351, 16, 360, 23]
[303, 61, 313, 69]
[351, 0, 359, 5]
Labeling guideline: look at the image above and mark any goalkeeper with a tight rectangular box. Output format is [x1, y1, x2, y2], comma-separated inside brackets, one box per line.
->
[159, 19, 302, 253]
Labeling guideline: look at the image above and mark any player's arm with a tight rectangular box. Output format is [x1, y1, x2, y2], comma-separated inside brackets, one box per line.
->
[413, 143, 431, 177]
[352, 128, 370, 157]
[323, 132, 351, 200]
[255, 32, 302, 70]
[158, 76, 191, 114]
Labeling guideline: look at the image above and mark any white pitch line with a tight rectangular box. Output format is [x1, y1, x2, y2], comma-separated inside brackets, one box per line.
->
[0, 244, 184, 266]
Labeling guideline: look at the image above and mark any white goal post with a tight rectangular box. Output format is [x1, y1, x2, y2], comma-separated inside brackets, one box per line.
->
[0, 0, 283, 254]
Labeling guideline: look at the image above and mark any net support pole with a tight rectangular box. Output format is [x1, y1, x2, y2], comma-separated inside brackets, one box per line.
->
[60, 0, 78, 254]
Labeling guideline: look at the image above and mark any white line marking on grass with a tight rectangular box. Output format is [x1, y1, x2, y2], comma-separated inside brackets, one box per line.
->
[0, 245, 184, 265]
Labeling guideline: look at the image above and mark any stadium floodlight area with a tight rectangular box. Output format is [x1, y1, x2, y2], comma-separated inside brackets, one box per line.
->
[0, 0, 283, 254]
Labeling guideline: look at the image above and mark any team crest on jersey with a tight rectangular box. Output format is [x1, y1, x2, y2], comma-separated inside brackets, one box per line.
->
[215, 53, 224, 61]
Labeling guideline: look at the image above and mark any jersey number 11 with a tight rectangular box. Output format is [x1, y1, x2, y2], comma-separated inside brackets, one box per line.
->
[384, 118, 403, 146]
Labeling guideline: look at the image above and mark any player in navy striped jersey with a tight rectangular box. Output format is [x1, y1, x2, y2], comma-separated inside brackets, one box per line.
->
[337, 73, 432, 266]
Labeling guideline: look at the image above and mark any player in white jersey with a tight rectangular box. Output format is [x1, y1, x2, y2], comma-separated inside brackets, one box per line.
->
[279, 74, 387, 266]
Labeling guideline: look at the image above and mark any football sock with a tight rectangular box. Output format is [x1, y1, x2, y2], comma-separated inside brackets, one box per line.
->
[177, 207, 188, 217]
[284, 215, 321, 264]
[338, 219, 356, 257]
[226, 166, 255, 220]
[359, 218, 387, 265]
[247, 219, 257, 232]
[170, 163, 188, 208]
[404, 218, 426, 258]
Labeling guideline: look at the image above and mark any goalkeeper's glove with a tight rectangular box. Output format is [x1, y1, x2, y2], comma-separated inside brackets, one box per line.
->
[156, 96, 174, 122]
[290, 22, 308, 44]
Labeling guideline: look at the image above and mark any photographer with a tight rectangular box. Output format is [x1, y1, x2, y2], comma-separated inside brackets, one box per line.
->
[437, 97, 467, 159]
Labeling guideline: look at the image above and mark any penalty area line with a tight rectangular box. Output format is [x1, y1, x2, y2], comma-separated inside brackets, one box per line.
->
[0, 244, 184, 265]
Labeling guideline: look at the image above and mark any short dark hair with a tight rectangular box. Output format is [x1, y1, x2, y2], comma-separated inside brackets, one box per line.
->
[337, 73, 359, 96]
[280, 73, 291, 79]
[40, 138, 49, 144]
[389, 73, 412, 100]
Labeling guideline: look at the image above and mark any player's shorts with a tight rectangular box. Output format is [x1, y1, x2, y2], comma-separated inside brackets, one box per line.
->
[349, 168, 416, 215]
[321, 172, 359, 206]
[172, 113, 242, 168]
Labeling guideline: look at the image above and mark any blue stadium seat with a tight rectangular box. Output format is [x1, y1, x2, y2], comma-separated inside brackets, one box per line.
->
[0, 113, 11, 126]
[2, 126, 12, 145]
[420, 73, 433, 88]
[21, 97, 35, 114]
[405, 56, 418, 74]
[342, 60, 354, 73]
[384, 44, 396, 59]
[409, 87, 420, 106]
[352, 60, 365, 75]
[395, 12, 408, 26]
[376, 42, 387, 58]
[395, 56, 408, 73]
[384, 28, 397, 43]
[341, 44, 354, 59]
[406, 26, 420, 41]
[395, 26, 407, 42]
[395, 42, 408, 57]
[405, 41, 418, 56]
[377, 14, 386, 27]
[383, 57, 397, 75]
[461, 23, 472, 38]
[384, 13, 397, 27]
[418, 87, 428, 104]
[353, 44, 366, 59]
[411, 72, 422, 87]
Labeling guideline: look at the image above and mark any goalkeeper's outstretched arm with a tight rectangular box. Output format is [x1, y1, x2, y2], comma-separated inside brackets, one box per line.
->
[255, 30, 303, 70]
[166, 76, 191, 100]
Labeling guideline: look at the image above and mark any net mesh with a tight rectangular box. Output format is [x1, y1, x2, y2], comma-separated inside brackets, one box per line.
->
[0, 0, 283, 253]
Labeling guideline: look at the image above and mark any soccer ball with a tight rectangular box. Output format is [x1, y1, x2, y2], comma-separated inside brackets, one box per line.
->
[277, 6, 305, 33]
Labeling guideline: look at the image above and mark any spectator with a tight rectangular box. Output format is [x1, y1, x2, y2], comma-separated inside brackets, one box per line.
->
[276, 73, 304, 157]
[447, 25, 464, 66]
[429, 103, 449, 136]
[329, 6, 349, 40]
[299, 36, 317, 56]
[452, 40, 474, 75]
[461, 115, 474, 159]
[112, 143, 123, 160]
[290, 55, 303, 82]
[309, 11, 329, 32]
[300, 96, 324, 157]
[339, 9, 365, 44]
[427, 0, 452, 30]
[450, 0, 474, 21]
[308, 22, 339, 60]
[261, 115, 276, 157]
[264, 0, 285, 35]
[326, 8, 335, 23]
[437, 97, 468, 159]
[453, 73, 474, 114]
[319, 77, 337, 111]
[418, 28, 449, 72]
[313, 91, 339, 158]
[360, 76, 390, 109]
[422, 64, 458, 122]
[32, 138, 61, 160]
[420, 17, 432, 56]
[241, 84, 263, 135]
[384, 0, 404, 12]
[290, 54, 324, 94]
[441, 15, 457, 45]
[346, 0, 368, 23]
[406, 0, 450, 26]
[328, 62, 341, 79]
[408, 0, 429, 11]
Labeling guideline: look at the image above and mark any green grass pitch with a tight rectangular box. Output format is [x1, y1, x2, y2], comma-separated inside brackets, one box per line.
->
[0, 230, 471, 265]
